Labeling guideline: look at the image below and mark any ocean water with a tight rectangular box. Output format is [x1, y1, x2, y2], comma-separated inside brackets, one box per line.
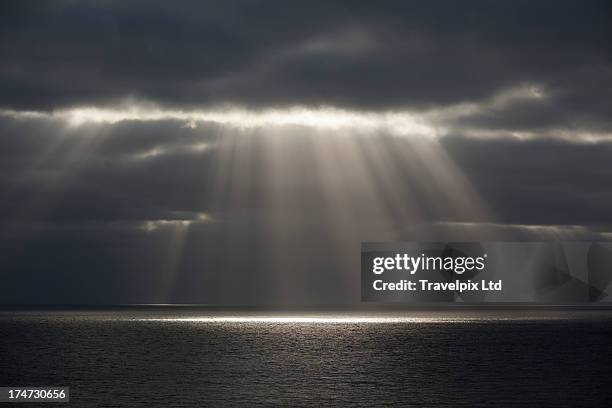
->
[1, 309, 612, 407]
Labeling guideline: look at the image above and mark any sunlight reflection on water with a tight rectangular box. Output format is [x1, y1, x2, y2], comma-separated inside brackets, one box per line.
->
[131, 312, 589, 324]
[2, 309, 612, 407]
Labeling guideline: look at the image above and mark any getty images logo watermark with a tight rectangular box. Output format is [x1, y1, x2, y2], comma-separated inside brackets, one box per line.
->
[362, 241, 612, 303]
[361, 242, 502, 302]
[372, 252, 487, 275]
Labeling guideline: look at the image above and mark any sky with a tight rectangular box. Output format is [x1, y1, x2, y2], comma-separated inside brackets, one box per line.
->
[0, 0, 611, 305]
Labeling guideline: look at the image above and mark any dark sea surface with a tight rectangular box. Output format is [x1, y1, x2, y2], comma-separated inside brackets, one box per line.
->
[1, 309, 612, 407]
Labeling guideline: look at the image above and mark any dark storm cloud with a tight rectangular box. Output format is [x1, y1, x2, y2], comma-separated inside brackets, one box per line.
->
[0, 0, 610, 114]
[447, 66, 612, 134]
[441, 134, 612, 226]
[0, 116, 221, 225]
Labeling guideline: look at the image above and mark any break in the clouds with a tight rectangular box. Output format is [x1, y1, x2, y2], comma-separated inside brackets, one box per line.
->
[0, 1, 611, 304]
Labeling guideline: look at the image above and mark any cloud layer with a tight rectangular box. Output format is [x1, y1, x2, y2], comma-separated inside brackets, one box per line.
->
[0, 1, 611, 304]
[0, 1, 609, 113]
